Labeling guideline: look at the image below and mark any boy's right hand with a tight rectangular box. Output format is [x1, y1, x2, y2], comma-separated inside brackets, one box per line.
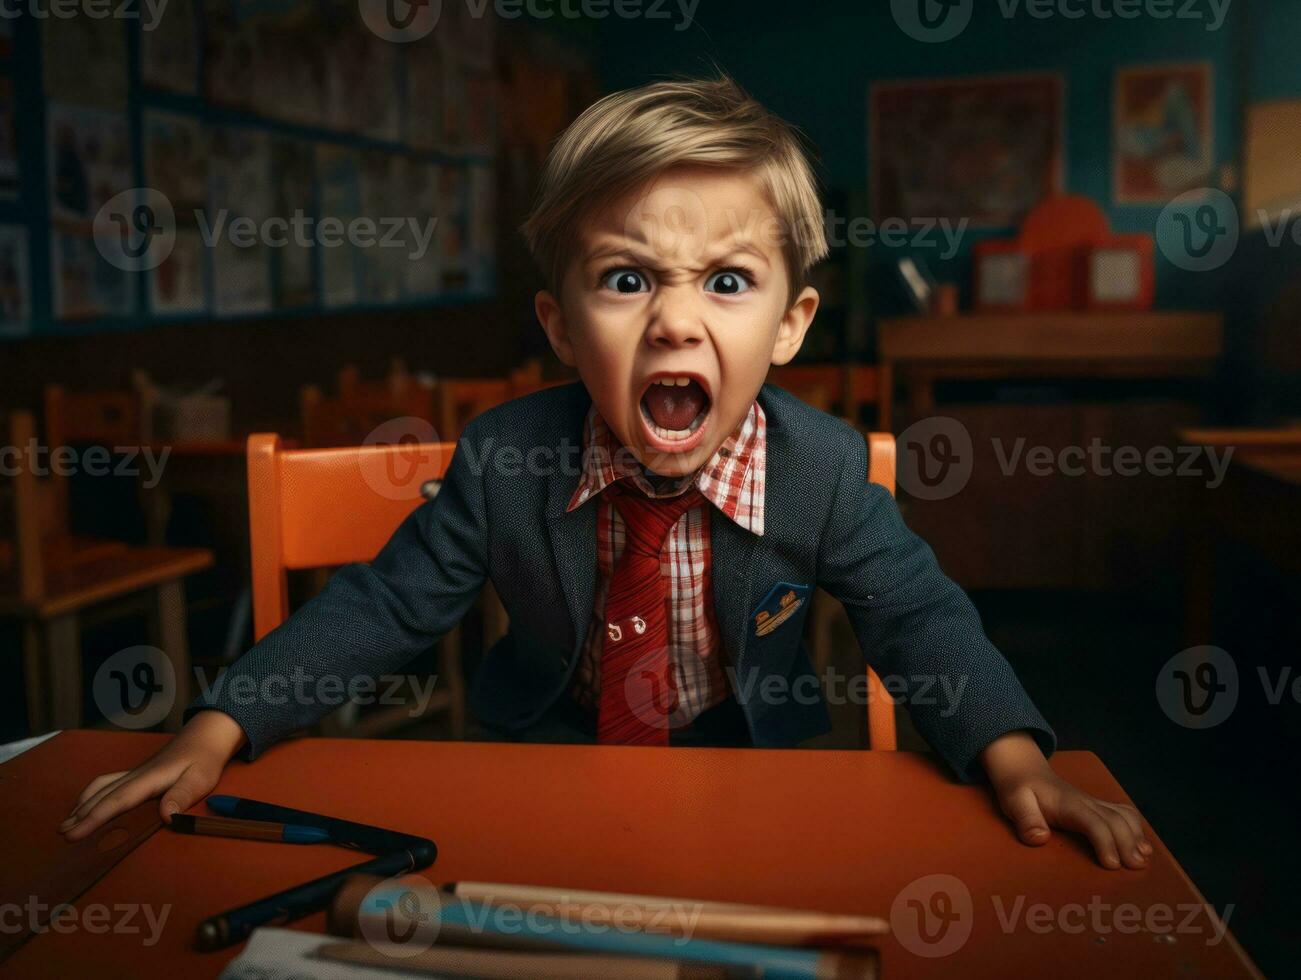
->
[59, 711, 247, 842]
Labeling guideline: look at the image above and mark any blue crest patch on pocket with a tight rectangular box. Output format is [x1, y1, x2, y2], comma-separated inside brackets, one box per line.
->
[750, 582, 813, 638]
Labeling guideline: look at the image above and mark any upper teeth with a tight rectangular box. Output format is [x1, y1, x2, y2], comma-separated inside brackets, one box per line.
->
[653, 377, 693, 387]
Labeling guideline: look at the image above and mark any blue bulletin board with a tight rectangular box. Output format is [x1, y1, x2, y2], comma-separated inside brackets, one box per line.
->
[0, 1, 498, 341]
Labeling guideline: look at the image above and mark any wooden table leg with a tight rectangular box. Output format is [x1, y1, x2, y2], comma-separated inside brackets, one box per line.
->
[1184, 515, 1215, 647]
[153, 580, 192, 732]
[878, 362, 893, 433]
[22, 621, 50, 735]
[46, 614, 82, 730]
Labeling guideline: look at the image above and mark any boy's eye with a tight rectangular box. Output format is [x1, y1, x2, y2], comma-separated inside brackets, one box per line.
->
[704, 270, 751, 295]
[601, 269, 649, 293]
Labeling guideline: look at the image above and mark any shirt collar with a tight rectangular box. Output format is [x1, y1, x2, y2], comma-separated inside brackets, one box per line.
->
[566, 400, 766, 536]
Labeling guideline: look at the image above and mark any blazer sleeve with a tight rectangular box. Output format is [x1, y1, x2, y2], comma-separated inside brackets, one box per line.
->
[817, 430, 1055, 782]
[184, 419, 491, 759]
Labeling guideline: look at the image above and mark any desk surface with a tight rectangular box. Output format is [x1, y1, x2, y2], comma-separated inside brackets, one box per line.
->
[879, 311, 1223, 363]
[1, 732, 1259, 980]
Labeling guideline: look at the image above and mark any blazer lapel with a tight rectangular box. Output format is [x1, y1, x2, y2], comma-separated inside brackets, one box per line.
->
[546, 477, 597, 657]
[711, 507, 761, 678]
[544, 385, 597, 657]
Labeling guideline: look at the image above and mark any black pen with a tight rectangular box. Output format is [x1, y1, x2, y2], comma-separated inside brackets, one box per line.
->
[194, 844, 436, 951]
[205, 794, 428, 855]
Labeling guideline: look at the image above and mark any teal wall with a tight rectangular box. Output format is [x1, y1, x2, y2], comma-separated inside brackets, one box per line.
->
[1245, 0, 1301, 100]
[593, 0, 1255, 315]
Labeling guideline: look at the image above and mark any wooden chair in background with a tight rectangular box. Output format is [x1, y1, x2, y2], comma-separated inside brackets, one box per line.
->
[808, 431, 898, 750]
[2, 407, 213, 733]
[436, 378, 514, 444]
[245, 434, 467, 738]
[768, 364, 882, 426]
[300, 381, 437, 449]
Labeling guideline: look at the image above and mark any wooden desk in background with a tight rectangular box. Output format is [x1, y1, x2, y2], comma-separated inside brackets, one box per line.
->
[1179, 428, 1301, 645]
[0, 731, 1259, 979]
[878, 312, 1224, 432]
[878, 312, 1224, 590]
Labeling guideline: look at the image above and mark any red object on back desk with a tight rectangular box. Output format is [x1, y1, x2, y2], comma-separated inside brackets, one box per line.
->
[1, 731, 1260, 979]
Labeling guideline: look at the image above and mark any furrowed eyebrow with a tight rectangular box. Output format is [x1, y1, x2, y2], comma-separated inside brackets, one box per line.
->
[583, 239, 772, 271]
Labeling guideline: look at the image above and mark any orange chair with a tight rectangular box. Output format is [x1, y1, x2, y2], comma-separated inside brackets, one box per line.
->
[2, 410, 214, 733]
[809, 431, 897, 750]
[246, 434, 466, 738]
[245, 430, 895, 749]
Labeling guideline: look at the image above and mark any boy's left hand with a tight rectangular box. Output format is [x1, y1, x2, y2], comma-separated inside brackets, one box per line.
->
[980, 731, 1152, 870]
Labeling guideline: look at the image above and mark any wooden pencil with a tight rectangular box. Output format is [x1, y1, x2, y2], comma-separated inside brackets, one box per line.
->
[315, 940, 746, 979]
[444, 882, 889, 946]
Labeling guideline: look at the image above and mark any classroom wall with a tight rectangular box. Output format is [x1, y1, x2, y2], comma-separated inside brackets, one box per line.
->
[1231, 0, 1301, 419]
[595, 0, 1301, 418]
[1, 15, 593, 421]
[596, 0, 1243, 308]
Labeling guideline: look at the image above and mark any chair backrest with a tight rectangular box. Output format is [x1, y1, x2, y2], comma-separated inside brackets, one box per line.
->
[3, 412, 45, 603]
[436, 378, 513, 443]
[865, 431, 897, 750]
[247, 434, 454, 639]
[769, 365, 882, 423]
[43, 384, 143, 533]
[337, 359, 414, 401]
[247, 428, 899, 748]
[300, 383, 437, 448]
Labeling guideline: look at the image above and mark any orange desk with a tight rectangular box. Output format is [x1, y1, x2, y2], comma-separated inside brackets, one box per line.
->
[1, 731, 1260, 979]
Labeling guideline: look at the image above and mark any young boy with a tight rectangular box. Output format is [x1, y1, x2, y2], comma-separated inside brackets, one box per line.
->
[63, 76, 1150, 871]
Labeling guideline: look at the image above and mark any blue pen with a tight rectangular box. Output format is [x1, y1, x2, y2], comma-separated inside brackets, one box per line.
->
[169, 812, 333, 845]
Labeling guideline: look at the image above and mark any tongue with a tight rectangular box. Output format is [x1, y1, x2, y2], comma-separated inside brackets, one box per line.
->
[643, 380, 707, 430]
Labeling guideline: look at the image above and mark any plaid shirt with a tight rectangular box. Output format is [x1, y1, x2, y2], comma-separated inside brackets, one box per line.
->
[565, 401, 767, 726]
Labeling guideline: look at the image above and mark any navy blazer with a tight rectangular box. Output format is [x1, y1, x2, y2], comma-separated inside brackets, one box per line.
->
[189, 382, 1054, 781]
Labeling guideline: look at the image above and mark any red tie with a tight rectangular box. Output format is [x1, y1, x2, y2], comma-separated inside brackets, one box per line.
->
[597, 481, 703, 745]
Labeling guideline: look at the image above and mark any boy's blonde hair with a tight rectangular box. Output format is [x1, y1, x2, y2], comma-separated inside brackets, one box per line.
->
[522, 75, 828, 304]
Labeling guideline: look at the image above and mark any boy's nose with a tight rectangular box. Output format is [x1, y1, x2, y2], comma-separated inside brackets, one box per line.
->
[645, 287, 705, 349]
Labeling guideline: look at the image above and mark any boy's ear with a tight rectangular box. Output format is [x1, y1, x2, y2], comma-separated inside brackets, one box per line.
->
[534, 289, 577, 367]
[770, 286, 820, 366]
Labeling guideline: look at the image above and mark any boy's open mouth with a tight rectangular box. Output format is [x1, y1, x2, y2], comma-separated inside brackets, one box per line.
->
[638, 375, 712, 452]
